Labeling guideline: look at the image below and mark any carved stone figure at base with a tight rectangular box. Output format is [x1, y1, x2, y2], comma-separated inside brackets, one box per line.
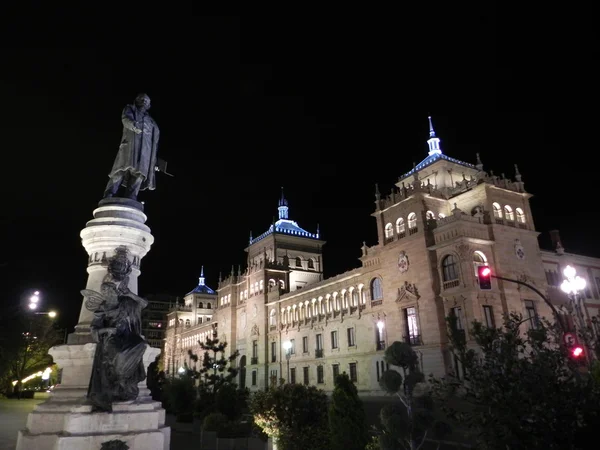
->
[82, 247, 148, 412]
[104, 93, 160, 201]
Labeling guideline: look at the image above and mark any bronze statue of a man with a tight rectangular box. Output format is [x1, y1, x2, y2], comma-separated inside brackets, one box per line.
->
[104, 93, 160, 200]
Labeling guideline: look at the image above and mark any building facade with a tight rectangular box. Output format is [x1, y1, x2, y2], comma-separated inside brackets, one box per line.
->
[163, 118, 600, 394]
[142, 294, 177, 351]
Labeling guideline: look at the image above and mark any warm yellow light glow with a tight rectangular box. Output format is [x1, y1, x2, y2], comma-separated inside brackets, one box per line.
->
[283, 340, 292, 350]
[11, 367, 52, 386]
[48, 311, 57, 318]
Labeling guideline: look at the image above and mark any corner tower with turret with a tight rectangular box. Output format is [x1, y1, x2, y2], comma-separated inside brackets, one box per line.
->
[368, 117, 548, 376]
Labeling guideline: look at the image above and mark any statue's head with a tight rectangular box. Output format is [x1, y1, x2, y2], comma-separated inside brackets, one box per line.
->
[134, 93, 151, 111]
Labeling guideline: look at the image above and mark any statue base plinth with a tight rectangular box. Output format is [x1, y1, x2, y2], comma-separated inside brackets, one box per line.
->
[16, 345, 168, 450]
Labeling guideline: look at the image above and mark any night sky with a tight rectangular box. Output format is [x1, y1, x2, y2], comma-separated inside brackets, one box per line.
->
[0, 13, 596, 331]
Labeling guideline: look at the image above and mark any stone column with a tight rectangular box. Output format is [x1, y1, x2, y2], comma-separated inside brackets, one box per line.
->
[71, 197, 154, 342]
[17, 197, 170, 450]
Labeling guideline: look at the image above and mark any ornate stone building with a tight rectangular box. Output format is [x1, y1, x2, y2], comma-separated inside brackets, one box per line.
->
[163, 118, 600, 394]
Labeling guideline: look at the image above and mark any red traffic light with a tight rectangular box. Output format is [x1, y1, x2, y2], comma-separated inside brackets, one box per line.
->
[477, 265, 492, 290]
[572, 346, 584, 357]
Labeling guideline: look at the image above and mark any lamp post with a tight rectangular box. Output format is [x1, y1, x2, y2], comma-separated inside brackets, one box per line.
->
[561, 265, 591, 364]
[283, 340, 292, 383]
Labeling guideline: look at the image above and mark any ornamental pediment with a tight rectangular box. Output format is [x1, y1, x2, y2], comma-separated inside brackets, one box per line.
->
[396, 281, 420, 303]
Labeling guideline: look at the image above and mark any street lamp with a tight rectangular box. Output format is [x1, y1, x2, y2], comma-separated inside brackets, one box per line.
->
[178, 366, 185, 375]
[28, 291, 40, 310]
[561, 265, 591, 363]
[283, 340, 292, 383]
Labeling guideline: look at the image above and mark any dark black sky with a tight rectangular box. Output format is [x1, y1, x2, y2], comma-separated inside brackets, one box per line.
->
[0, 12, 596, 330]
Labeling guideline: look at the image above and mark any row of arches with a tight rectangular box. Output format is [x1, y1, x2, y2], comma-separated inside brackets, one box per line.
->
[270, 284, 368, 325]
[492, 202, 526, 223]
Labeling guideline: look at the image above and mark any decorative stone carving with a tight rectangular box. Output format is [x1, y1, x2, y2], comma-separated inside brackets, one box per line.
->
[456, 243, 472, 260]
[251, 324, 259, 336]
[396, 281, 420, 303]
[514, 239, 525, 260]
[81, 247, 148, 413]
[397, 251, 410, 273]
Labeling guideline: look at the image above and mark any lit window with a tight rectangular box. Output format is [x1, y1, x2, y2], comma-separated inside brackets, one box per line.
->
[473, 251, 488, 277]
[492, 202, 502, 218]
[516, 208, 526, 223]
[426, 210, 435, 220]
[370, 278, 383, 301]
[504, 205, 514, 221]
[408, 212, 417, 229]
[385, 223, 393, 238]
[442, 255, 459, 282]
[396, 218, 405, 234]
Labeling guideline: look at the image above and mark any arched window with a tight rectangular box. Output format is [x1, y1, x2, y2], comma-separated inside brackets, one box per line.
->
[259, 280, 264, 292]
[351, 289, 359, 306]
[283, 255, 289, 266]
[438, 213, 446, 219]
[504, 205, 514, 221]
[473, 251, 488, 277]
[516, 208, 526, 223]
[207, 303, 211, 309]
[198, 302, 203, 308]
[408, 212, 417, 229]
[442, 255, 459, 282]
[269, 279, 276, 289]
[295, 256, 302, 267]
[385, 223, 393, 238]
[185, 319, 191, 328]
[396, 218, 405, 234]
[492, 202, 502, 218]
[426, 210, 435, 220]
[307, 258, 315, 269]
[370, 278, 383, 301]
[269, 309, 277, 326]
[279, 280, 285, 290]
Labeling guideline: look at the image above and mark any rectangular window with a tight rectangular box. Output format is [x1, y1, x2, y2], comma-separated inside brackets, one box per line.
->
[349, 362, 357, 383]
[403, 307, 420, 345]
[270, 369, 278, 384]
[347, 327, 356, 347]
[483, 305, 495, 328]
[316, 334, 323, 350]
[251, 370, 257, 386]
[331, 331, 338, 349]
[332, 364, 340, 382]
[271, 341, 277, 363]
[317, 365, 324, 383]
[290, 367, 296, 384]
[524, 300, 538, 328]
[290, 339, 296, 355]
[302, 336, 308, 353]
[252, 340, 258, 358]
[451, 307, 465, 330]
[303, 366, 309, 385]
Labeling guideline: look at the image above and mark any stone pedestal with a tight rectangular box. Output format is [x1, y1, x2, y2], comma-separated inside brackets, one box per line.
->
[17, 198, 170, 450]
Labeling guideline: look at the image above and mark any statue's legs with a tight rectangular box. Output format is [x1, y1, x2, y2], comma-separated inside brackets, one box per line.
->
[104, 172, 125, 198]
[125, 174, 144, 200]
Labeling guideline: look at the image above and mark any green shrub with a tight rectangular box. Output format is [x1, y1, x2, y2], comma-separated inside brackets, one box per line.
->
[202, 412, 229, 433]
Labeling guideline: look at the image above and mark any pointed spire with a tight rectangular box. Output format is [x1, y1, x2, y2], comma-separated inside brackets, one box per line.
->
[237, 265, 241, 276]
[231, 265, 235, 275]
[199, 266, 205, 286]
[249, 230, 253, 244]
[427, 116, 442, 156]
[278, 187, 289, 220]
[375, 183, 381, 201]
[316, 223, 320, 239]
[475, 153, 483, 171]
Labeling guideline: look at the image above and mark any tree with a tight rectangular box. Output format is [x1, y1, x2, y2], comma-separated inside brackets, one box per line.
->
[188, 327, 239, 394]
[430, 312, 600, 450]
[328, 372, 370, 450]
[0, 314, 63, 397]
[375, 341, 449, 450]
[250, 383, 330, 450]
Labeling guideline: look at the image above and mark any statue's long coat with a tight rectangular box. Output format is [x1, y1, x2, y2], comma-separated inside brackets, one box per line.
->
[108, 104, 159, 191]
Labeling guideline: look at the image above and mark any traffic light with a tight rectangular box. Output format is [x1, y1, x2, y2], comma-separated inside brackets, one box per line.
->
[477, 265, 492, 290]
[572, 346, 584, 358]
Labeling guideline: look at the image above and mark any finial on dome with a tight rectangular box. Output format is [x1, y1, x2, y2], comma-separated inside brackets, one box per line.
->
[427, 116, 442, 156]
[278, 187, 289, 219]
